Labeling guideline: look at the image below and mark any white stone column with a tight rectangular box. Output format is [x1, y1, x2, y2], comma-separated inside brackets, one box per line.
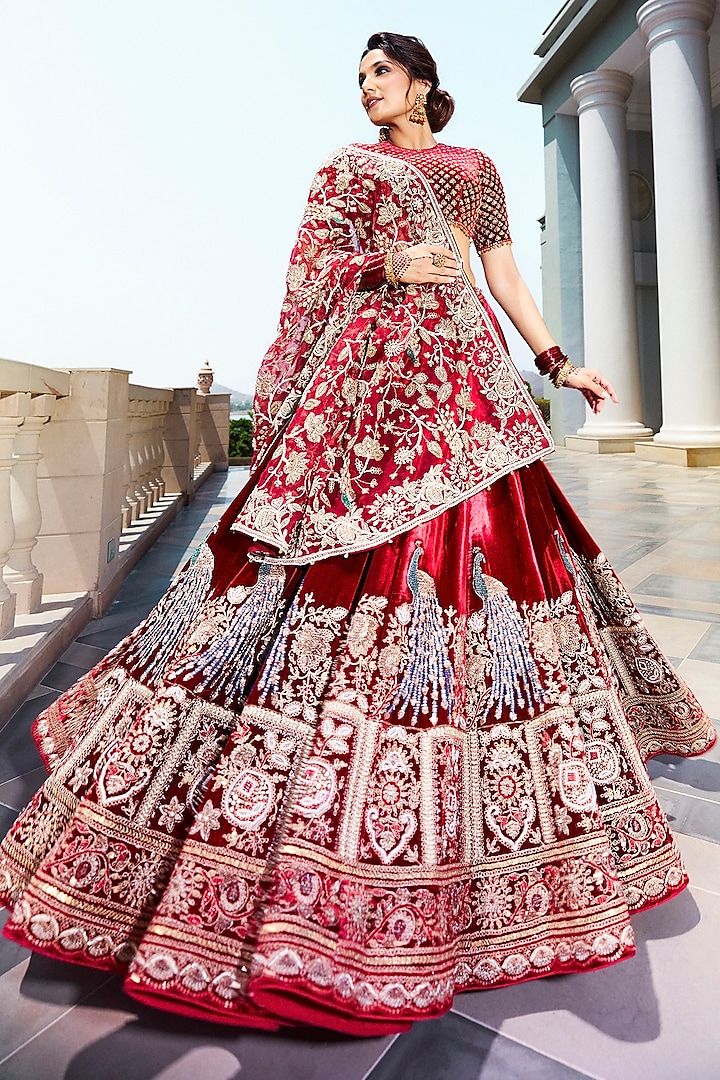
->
[568, 69, 654, 451]
[0, 406, 24, 637]
[6, 395, 55, 614]
[637, 0, 720, 458]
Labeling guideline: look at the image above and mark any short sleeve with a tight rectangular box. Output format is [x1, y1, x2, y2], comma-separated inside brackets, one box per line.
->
[474, 154, 512, 255]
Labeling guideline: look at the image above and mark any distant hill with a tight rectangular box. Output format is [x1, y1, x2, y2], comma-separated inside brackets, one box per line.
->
[520, 370, 545, 398]
[212, 382, 253, 409]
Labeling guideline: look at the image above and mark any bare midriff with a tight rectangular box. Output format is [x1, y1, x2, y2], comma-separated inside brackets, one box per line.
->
[450, 225, 476, 286]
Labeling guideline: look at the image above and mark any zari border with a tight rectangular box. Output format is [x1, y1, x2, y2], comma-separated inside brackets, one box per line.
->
[234, 442, 553, 566]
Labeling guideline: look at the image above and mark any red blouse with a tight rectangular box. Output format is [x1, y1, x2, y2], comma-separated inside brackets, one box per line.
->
[369, 141, 513, 254]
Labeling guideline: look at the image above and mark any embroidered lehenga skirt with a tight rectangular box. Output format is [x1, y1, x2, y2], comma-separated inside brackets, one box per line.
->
[0, 460, 714, 1036]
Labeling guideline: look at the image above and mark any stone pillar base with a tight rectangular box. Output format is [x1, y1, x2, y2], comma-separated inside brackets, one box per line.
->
[635, 442, 720, 467]
[6, 573, 43, 615]
[565, 435, 654, 454]
[0, 594, 16, 639]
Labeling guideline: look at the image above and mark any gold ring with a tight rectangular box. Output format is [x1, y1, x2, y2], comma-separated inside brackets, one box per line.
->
[431, 253, 446, 268]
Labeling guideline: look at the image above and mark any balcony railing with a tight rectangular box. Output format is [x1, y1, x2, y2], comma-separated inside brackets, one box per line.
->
[0, 358, 231, 722]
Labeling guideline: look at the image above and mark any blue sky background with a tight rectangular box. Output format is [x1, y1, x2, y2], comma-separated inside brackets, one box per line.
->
[0, 1, 562, 392]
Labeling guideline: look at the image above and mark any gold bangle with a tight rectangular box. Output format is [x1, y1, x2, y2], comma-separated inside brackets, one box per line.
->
[553, 359, 574, 387]
[384, 249, 398, 287]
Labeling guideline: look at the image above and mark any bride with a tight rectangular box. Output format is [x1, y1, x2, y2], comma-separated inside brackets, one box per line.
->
[0, 31, 714, 1036]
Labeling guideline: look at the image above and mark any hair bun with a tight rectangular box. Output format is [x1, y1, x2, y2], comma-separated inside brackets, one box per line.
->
[427, 87, 455, 133]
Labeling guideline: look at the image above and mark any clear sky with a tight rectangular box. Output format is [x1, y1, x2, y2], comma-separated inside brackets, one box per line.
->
[0, 0, 563, 394]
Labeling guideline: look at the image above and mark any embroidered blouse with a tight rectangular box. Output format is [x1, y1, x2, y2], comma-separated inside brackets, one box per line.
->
[371, 142, 512, 254]
[354, 143, 513, 290]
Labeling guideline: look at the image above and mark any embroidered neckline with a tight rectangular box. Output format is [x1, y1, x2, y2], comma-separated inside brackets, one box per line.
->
[384, 142, 441, 152]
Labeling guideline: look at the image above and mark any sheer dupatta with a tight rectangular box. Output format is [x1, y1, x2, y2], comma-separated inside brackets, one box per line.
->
[235, 146, 553, 564]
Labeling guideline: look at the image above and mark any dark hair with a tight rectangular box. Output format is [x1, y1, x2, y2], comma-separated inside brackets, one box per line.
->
[362, 32, 455, 133]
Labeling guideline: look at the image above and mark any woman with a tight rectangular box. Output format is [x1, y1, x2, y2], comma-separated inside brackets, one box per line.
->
[0, 32, 714, 1037]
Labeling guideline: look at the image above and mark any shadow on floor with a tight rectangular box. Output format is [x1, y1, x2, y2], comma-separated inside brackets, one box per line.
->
[648, 754, 720, 794]
[452, 886, 700, 1047]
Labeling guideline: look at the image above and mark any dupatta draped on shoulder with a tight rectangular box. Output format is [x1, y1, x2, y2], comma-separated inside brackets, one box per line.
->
[233, 145, 553, 563]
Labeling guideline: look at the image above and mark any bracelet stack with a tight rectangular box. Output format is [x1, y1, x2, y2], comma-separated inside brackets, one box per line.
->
[535, 345, 576, 388]
[384, 248, 411, 287]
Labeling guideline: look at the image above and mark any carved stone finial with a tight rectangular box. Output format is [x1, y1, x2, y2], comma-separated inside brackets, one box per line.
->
[197, 360, 214, 396]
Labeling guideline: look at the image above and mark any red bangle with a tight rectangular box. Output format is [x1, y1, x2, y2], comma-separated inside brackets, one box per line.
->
[535, 346, 566, 376]
[535, 346, 577, 388]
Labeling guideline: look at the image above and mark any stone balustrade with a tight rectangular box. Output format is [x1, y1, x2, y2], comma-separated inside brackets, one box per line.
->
[0, 361, 70, 638]
[0, 357, 230, 722]
[123, 386, 173, 529]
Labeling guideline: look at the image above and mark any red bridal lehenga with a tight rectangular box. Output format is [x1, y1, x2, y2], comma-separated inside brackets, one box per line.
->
[0, 142, 715, 1037]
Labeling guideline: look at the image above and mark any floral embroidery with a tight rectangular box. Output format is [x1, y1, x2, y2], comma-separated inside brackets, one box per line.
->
[361, 727, 421, 865]
[480, 725, 541, 853]
[258, 593, 349, 721]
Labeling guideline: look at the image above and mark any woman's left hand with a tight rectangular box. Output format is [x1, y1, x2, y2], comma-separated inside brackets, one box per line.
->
[564, 367, 619, 414]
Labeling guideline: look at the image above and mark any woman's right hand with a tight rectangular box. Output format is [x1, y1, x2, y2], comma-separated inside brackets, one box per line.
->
[397, 244, 462, 284]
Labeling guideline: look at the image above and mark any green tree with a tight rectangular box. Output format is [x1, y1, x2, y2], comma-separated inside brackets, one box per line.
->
[229, 415, 253, 458]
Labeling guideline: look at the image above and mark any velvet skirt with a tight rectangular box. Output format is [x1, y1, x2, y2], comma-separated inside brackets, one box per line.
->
[0, 460, 714, 1036]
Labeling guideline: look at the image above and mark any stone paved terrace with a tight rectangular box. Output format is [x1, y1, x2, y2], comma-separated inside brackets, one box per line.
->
[0, 450, 719, 1080]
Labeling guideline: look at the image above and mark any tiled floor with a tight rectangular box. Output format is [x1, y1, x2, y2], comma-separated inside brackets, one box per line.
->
[1, 452, 720, 1080]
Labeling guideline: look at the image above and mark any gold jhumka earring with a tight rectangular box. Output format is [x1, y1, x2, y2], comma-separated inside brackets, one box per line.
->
[378, 127, 390, 142]
[408, 91, 428, 125]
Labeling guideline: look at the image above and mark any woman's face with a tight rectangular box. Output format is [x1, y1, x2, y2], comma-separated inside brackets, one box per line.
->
[358, 49, 428, 128]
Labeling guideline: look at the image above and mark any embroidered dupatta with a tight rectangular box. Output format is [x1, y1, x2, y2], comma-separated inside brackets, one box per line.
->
[232, 145, 554, 563]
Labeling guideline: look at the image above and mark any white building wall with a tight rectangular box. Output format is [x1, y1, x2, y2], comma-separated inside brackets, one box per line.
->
[541, 115, 587, 442]
[522, 0, 720, 456]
